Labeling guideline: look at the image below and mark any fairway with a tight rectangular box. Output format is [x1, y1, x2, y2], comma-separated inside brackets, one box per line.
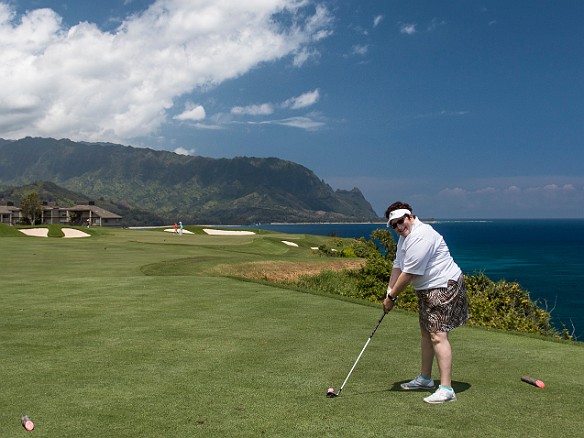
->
[1, 227, 582, 437]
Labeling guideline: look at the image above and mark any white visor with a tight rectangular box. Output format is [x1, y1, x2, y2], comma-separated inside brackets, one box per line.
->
[386, 209, 411, 227]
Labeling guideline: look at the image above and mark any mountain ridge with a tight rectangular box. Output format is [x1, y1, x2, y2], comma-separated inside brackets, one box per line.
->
[0, 137, 380, 225]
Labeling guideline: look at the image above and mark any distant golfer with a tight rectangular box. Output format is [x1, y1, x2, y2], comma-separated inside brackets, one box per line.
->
[179, 221, 183, 236]
[383, 201, 469, 404]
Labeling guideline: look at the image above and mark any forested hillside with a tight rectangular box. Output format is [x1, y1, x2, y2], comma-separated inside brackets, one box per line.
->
[0, 137, 379, 225]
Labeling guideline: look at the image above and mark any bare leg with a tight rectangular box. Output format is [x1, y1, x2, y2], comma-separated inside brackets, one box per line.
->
[420, 328, 434, 378]
[429, 331, 452, 388]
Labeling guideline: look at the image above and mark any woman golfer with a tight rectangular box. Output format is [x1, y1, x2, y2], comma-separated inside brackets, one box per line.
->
[383, 201, 469, 404]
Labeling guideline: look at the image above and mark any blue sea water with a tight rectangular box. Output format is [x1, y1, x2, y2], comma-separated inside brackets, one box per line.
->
[238, 220, 584, 340]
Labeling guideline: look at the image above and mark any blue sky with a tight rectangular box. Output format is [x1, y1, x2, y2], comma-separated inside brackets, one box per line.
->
[1, 1, 583, 218]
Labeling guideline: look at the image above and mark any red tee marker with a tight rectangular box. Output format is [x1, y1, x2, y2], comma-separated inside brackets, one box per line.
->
[521, 375, 545, 388]
[21, 415, 35, 431]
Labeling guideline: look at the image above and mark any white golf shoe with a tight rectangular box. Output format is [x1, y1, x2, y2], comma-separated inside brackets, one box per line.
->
[423, 386, 457, 404]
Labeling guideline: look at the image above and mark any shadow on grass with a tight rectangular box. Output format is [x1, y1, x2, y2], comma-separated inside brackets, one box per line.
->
[388, 380, 471, 393]
[324, 381, 471, 399]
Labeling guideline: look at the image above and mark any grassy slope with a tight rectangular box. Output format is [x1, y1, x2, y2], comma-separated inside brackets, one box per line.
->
[0, 226, 582, 437]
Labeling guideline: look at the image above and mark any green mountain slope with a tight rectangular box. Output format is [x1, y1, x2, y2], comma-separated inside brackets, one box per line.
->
[0, 137, 380, 224]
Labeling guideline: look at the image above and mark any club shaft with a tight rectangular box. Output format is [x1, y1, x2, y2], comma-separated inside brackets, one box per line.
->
[339, 337, 371, 393]
[338, 312, 386, 394]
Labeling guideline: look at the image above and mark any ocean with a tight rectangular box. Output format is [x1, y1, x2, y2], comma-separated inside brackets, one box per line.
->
[235, 220, 584, 340]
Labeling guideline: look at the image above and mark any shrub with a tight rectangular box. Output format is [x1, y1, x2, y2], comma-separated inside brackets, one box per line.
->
[315, 236, 378, 259]
[292, 231, 568, 340]
[465, 273, 558, 337]
[354, 252, 391, 301]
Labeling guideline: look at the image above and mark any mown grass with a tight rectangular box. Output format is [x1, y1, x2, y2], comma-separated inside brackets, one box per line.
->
[0, 225, 582, 437]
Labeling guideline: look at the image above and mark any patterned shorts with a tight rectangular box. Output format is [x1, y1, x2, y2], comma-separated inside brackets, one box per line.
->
[416, 275, 470, 333]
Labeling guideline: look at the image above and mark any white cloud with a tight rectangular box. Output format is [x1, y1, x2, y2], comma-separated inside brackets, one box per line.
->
[174, 105, 206, 121]
[231, 103, 274, 116]
[438, 183, 581, 199]
[373, 15, 384, 28]
[282, 89, 320, 109]
[439, 187, 466, 197]
[544, 183, 575, 192]
[399, 19, 444, 35]
[305, 4, 334, 41]
[257, 116, 325, 130]
[242, 111, 326, 131]
[292, 47, 320, 67]
[504, 185, 521, 194]
[0, 0, 332, 143]
[174, 147, 196, 155]
[435, 182, 584, 217]
[227, 89, 321, 127]
[399, 23, 417, 35]
[476, 187, 497, 194]
[193, 122, 224, 131]
[326, 175, 584, 219]
[351, 44, 369, 56]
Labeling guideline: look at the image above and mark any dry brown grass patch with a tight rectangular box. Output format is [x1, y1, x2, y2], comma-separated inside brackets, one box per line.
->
[213, 259, 365, 283]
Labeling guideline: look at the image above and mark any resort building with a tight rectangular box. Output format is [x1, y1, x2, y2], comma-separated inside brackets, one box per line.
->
[0, 203, 21, 226]
[0, 202, 122, 227]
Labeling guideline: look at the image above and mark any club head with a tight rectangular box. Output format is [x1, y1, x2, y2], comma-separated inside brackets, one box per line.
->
[326, 390, 338, 398]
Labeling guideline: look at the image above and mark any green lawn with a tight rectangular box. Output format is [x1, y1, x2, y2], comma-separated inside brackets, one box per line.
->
[0, 226, 582, 437]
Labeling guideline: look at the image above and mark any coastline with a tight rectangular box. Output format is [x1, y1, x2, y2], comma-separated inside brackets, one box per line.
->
[236, 220, 584, 340]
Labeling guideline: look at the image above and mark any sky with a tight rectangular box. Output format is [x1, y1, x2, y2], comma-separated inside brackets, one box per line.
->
[1, 0, 583, 219]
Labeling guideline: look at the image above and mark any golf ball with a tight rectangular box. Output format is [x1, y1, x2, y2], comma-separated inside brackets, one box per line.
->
[327, 387, 334, 393]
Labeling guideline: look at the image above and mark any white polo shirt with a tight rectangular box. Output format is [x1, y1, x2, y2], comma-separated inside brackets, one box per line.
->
[394, 218, 461, 290]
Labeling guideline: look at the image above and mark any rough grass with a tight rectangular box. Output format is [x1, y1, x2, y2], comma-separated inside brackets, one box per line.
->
[211, 259, 365, 282]
[0, 227, 582, 437]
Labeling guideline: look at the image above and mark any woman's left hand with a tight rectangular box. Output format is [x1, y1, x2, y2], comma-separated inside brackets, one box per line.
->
[383, 297, 396, 314]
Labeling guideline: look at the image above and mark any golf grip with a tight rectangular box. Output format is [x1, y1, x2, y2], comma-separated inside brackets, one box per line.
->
[338, 312, 386, 395]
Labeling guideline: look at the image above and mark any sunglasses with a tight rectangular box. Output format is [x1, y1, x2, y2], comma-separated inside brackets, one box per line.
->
[390, 215, 409, 229]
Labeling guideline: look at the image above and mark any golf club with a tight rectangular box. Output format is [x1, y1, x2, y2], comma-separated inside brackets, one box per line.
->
[327, 311, 386, 398]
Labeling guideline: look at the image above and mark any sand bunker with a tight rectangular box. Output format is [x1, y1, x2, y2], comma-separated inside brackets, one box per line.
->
[19, 228, 90, 238]
[164, 228, 194, 234]
[62, 228, 90, 238]
[203, 228, 256, 236]
[281, 240, 299, 247]
[19, 228, 49, 237]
